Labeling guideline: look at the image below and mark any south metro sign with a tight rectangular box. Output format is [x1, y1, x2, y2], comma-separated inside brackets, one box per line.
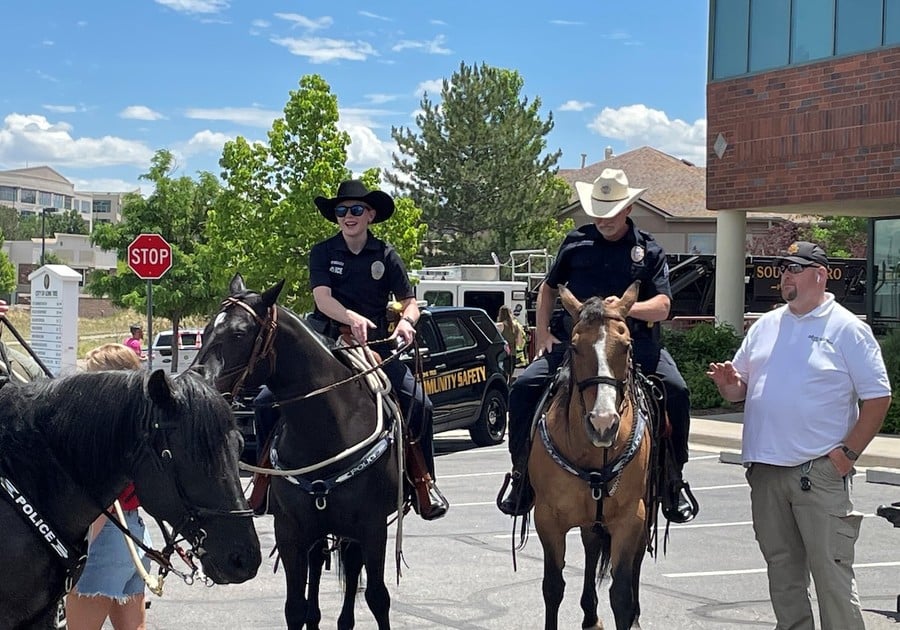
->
[127, 233, 172, 280]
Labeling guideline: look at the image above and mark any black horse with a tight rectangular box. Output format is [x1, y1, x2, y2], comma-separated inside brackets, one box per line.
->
[195, 275, 401, 630]
[0, 368, 262, 629]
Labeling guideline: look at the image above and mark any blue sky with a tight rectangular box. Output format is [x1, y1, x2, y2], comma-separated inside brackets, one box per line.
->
[0, 1, 709, 194]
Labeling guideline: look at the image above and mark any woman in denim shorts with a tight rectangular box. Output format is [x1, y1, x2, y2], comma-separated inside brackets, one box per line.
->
[66, 344, 153, 630]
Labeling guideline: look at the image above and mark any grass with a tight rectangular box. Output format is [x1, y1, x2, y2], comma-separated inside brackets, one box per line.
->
[1, 306, 208, 359]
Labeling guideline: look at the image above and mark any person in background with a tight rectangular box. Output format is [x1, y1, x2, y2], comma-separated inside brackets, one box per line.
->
[0, 299, 7, 316]
[495, 304, 524, 383]
[66, 343, 153, 630]
[707, 241, 891, 630]
[497, 168, 696, 523]
[123, 324, 146, 361]
[309, 179, 448, 520]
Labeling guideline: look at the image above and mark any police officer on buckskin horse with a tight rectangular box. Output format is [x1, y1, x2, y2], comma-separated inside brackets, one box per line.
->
[308, 179, 449, 520]
[497, 168, 698, 523]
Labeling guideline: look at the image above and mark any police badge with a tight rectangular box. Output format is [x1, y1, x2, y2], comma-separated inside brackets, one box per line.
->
[371, 261, 385, 280]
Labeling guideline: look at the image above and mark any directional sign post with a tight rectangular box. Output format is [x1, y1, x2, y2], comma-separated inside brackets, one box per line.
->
[127, 234, 173, 371]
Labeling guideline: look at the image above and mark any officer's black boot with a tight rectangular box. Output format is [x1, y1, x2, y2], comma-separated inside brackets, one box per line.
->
[497, 454, 534, 516]
[664, 462, 699, 524]
[406, 441, 449, 521]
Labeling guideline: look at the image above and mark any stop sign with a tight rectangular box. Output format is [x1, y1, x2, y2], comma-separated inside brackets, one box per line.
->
[127, 233, 172, 280]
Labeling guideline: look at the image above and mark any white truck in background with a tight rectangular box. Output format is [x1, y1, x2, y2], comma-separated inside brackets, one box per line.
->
[410, 249, 553, 327]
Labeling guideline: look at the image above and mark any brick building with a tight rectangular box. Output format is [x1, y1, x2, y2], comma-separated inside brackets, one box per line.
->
[706, 0, 900, 329]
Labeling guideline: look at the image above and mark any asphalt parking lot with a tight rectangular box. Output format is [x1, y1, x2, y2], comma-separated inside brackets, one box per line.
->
[136, 431, 900, 629]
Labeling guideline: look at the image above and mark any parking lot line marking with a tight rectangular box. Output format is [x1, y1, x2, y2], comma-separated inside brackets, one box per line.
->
[665, 561, 900, 578]
[691, 454, 721, 461]
[673, 520, 754, 529]
[691, 483, 748, 491]
[442, 471, 508, 479]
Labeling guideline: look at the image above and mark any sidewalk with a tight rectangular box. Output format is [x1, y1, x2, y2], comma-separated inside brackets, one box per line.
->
[690, 412, 900, 485]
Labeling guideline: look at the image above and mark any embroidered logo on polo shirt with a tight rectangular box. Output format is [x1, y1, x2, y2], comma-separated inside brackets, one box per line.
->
[371, 261, 385, 280]
[329, 260, 344, 275]
[808, 334, 834, 345]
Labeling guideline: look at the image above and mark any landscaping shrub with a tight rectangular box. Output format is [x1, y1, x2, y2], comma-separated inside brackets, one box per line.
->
[662, 322, 743, 411]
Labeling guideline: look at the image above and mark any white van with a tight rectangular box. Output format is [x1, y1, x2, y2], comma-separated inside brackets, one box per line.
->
[414, 279, 528, 326]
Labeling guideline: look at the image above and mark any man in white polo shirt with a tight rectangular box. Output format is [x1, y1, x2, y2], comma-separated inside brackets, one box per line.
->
[707, 241, 891, 630]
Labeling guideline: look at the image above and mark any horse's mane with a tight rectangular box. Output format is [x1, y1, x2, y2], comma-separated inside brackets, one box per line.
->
[0, 370, 232, 486]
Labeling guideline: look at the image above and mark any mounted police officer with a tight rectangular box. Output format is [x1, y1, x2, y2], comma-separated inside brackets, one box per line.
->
[308, 179, 449, 520]
[497, 168, 697, 523]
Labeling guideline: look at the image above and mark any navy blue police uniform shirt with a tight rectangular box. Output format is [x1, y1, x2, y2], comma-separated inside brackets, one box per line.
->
[545, 219, 671, 346]
[309, 232, 414, 339]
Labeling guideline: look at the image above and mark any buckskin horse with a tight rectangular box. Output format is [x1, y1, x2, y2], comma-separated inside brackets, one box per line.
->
[0, 368, 261, 629]
[194, 275, 403, 630]
[529, 282, 656, 630]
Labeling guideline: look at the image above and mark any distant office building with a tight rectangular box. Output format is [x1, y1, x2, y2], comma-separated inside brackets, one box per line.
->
[706, 0, 900, 329]
[0, 165, 137, 228]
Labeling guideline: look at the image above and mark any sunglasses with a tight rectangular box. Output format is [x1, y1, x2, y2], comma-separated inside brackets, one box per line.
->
[778, 262, 815, 275]
[334, 204, 370, 218]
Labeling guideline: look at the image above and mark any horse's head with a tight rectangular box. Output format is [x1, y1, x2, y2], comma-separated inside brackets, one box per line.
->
[560, 281, 639, 448]
[130, 369, 261, 584]
[193, 273, 284, 397]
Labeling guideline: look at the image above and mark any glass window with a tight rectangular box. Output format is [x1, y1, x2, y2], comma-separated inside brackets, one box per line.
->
[436, 318, 475, 352]
[836, 0, 883, 54]
[792, 0, 835, 63]
[93, 200, 111, 213]
[63, 196, 72, 210]
[0, 186, 16, 202]
[52, 194, 65, 209]
[749, 0, 791, 71]
[20, 189, 36, 204]
[687, 234, 716, 254]
[38, 191, 51, 206]
[886, 0, 900, 43]
[422, 290, 453, 306]
[713, 0, 750, 78]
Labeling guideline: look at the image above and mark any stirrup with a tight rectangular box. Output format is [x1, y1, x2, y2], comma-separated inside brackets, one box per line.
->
[663, 480, 699, 524]
[496, 471, 533, 516]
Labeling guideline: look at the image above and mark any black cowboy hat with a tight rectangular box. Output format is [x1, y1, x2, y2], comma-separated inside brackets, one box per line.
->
[314, 180, 395, 224]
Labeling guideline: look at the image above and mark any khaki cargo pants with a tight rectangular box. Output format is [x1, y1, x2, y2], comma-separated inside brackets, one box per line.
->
[746, 457, 864, 630]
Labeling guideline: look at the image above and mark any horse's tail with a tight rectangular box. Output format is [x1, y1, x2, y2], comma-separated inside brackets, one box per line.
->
[596, 528, 613, 585]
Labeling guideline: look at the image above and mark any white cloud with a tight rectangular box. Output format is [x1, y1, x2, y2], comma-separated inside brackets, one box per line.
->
[43, 104, 82, 113]
[274, 13, 332, 31]
[392, 34, 451, 55]
[430, 19, 447, 26]
[364, 93, 400, 105]
[0, 113, 155, 168]
[42, 40, 54, 47]
[120, 105, 166, 121]
[559, 100, 593, 112]
[184, 106, 279, 128]
[154, 0, 228, 14]
[340, 123, 394, 173]
[271, 37, 377, 63]
[71, 177, 144, 195]
[179, 129, 233, 156]
[359, 10, 391, 21]
[415, 79, 444, 98]
[588, 104, 707, 166]
[550, 20, 584, 26]
[251, 19, 269, 28]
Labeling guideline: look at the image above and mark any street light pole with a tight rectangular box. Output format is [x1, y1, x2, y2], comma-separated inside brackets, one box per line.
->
[40, 206, 56, 266]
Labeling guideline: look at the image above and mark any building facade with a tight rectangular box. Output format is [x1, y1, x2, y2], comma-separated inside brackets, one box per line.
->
[706, 0, 900, 329]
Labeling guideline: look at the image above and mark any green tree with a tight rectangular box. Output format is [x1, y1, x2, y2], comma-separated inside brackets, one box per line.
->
[0, 205, 18, 241]
[207, 74, 425, 313]
[0, 235, 15, 293]
[387, 61, 572, 266]
[88, 149, 222, 371]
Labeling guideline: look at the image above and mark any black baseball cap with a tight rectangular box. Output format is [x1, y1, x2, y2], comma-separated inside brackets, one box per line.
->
[777, 241, 829, 267]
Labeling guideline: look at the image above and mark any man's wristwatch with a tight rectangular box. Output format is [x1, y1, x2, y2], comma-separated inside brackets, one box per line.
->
[840, 445, 859, 461]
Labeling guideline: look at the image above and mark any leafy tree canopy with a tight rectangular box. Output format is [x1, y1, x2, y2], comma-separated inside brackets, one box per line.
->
[0, 235, 15, 294]
[387, 61, 572, 266]
[206, 74, 425, 314]
[87, 149, 223, 348]
[748, 216, 867, 259]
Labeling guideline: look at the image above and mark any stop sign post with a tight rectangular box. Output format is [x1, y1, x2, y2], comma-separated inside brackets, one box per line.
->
[127, 234, 172, 371]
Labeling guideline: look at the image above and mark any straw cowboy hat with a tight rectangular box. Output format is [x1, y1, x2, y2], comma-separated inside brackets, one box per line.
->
[574, 168, 646, 219]
[314, 180, 395, 224]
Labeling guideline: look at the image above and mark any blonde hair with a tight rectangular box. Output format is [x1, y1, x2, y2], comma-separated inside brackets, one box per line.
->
[84, 343, 142, 372]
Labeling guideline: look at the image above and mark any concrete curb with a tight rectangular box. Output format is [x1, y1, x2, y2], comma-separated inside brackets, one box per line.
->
[690, 414, 900, 486]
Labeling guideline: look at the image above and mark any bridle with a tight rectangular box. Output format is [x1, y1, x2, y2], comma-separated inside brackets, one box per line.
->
[212, 296, 279, 400]
[571, 311, 631, 417]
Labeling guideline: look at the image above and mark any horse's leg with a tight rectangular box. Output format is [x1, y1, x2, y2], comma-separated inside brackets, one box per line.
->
[275, 518, 312, 630]
[606, 521, 645, 630]
[629, 539, 645, 629]
[360, 526, 391, 630]
[579, 526, 608, 630]
[536, 509, 568, 630]
[337, 540, 364, 630]
[305, 539, 329, 629]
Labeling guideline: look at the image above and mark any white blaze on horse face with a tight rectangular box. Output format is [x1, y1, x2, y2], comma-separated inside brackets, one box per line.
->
[213, 312, 227, 329]
[588, 326, 620, 446]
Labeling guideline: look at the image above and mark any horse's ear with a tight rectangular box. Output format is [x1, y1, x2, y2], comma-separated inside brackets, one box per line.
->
[229, 273, 246, 295]
[621, 280, 641, 312]
[147, 369, 176, 410]
[559, 284, 582, 319]
[261, 279, 285, 308]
